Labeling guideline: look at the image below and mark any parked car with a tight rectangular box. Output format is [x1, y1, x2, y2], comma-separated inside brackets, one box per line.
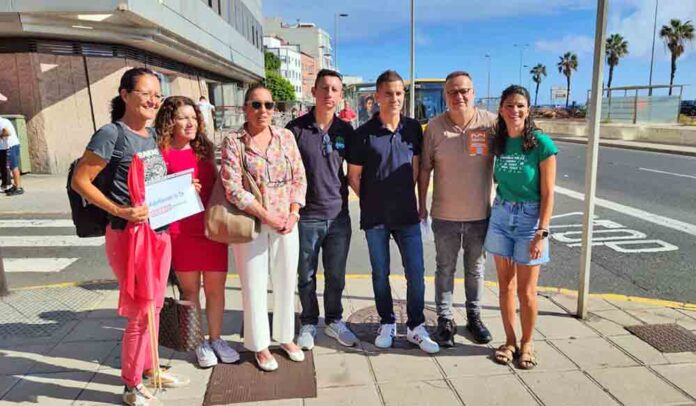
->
[680, 100, 696, 116]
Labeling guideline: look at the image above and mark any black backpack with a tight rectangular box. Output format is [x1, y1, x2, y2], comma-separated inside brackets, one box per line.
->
[67, 124, 127, 238]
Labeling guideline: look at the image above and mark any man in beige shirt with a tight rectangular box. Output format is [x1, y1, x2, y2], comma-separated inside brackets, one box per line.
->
[418, 71, 496, 347]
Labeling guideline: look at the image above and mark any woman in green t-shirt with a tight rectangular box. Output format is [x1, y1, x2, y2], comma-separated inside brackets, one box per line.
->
[484, 85, 558, 370]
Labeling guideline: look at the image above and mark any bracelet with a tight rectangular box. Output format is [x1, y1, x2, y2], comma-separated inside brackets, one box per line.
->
[289, 212, 300, 220]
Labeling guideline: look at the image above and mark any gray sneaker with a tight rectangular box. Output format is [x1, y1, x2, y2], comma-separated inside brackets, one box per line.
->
[297, 324, 316, 350]
[325, 320, 359, 347]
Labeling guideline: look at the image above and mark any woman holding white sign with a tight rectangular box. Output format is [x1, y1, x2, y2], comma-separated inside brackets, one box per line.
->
[220, 84, 307, 371]
[156, 96, 239, 369]
[71, 68, 189, 406]
[484, 85, 558, 370]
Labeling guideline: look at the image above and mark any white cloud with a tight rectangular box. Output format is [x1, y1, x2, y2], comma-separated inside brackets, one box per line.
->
[535, 35, 595, 55]
[609, 0, 696, 60]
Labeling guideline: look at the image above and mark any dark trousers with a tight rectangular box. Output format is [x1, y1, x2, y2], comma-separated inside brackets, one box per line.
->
[365, 223, 425, 329]
[297, 212, 352, 326]
[0, 149, 9, 187]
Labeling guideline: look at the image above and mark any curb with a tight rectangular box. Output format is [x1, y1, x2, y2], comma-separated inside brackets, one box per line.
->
[10, 274, 696, 312]
[552, 136, 696, 157]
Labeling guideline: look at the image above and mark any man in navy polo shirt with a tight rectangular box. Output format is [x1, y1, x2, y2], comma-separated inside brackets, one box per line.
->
[286, 69, 359, 350]
[347, 70, 439, 354]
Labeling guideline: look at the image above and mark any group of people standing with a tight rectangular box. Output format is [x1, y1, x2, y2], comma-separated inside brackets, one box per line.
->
[71, 65, 556, 406]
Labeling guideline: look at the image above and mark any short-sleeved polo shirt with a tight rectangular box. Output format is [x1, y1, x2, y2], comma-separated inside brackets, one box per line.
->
[286, 110, 354, 220]
[347, 115, 422, 229]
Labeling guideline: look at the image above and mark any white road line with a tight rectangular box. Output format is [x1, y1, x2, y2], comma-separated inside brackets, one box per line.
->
[2, 236, 104, 247]
[555, 186, 696, 237]
[0, 219, 74, 228]
[4, 258, 79, 273]
[638, 167, 696, 180]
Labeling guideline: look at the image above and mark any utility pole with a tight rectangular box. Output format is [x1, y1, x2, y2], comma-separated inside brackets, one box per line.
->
[648, 0, 659, 96]
[409, 0, 416, 118]
[514, 43, 529, 86]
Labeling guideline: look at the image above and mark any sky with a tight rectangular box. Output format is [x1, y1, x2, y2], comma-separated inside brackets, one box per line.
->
[262, 0, 696, 104]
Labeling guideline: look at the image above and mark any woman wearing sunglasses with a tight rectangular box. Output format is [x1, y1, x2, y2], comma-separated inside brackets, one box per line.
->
[220, 84, 307, 371]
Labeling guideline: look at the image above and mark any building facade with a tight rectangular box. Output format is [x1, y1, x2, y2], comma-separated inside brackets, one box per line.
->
[300, 51, 317, 104]
[263, 17, 333, 71]
[0, 0, 264, 174]
[263, 36, 303, 101]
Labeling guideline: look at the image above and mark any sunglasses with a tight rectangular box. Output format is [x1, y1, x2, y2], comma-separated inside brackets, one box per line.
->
[247, 101, 276, 110]
[321, 133, 333, 157]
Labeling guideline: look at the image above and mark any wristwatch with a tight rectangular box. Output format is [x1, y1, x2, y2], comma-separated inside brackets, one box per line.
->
[536, 228, 549, 238]
[289, 211, 301, 220]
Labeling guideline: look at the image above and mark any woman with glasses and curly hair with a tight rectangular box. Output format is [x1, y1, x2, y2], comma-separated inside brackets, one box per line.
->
[155, 96, 239, 369]
[485, 85, 558, 370]
[220, 84, 307, 371]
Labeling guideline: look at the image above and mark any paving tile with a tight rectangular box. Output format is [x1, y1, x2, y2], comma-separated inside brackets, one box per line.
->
[607, 299, 662, 311]
[586, 309, 642, 336]
[609, 335, 670, 365]
[0, 344, 50, 375]
[514, 341, 578, 373]
[552, 337, 638, 369]
[314, 351, 373, 388]
[379, 379, 460, 406]
[536, 295, 571, 315]
[451, 374, 538, 406]
[521, 370, 619, 406]
[0, 375, 20, 399]
[435, 342, 510, 377]
[534, 315, 600, 339]
[29, 340, 118, 373]
[589, 366, 692, 406]
[61, 318, 125, 342]
[72, 367, 123, 405]
[2, 371, 94, 404]
[626, 308, 696, 331]
[652, 364, 696, 398]
[305, 385, 382, 405]
[369, 348, 442, 383]
[547, 293, 616, 313]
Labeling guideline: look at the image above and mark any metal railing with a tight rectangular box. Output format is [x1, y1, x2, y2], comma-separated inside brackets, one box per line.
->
[586, 85, 683, 124]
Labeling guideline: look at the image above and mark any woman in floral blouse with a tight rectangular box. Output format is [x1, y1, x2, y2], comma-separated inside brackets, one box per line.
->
[220, 84, 307, 371]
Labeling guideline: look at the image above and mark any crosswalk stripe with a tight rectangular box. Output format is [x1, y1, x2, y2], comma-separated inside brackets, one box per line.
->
[2, 236, 104, 247]
[0, 219, 74, 228]
[4, 258, 79, 273]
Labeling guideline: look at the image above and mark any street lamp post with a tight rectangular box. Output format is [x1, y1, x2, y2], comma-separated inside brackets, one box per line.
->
[409, 0, 415, 118]
[484, 54, 491, 101]
[648, 0, 659, 96]
[514, 43, 530, 86]
[523, 64, 532, 90]
[334, 13, 349, 72]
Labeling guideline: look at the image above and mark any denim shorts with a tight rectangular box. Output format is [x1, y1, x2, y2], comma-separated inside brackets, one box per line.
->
[7, 145, 20, 170]
[484, 197, 550, 265]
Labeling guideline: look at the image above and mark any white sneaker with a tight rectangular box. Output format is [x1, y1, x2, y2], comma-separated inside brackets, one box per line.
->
[195, 341, 218, 368]
[297, 324, 316, 350]
[406, 324, 440, 354]
[375, 323, 396, 348]
[123, 384, 160, 406]
[210, 338, 240, 363]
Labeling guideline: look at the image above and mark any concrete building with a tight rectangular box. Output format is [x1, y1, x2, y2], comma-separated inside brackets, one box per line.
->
[0, 0, 265, 174]
[300, 51, 317, 104]
[263, 17, 333, 71]
[263, 36, 303, 101]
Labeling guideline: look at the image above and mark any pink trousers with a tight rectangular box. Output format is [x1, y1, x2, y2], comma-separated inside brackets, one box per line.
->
[105, 226, 171, 388]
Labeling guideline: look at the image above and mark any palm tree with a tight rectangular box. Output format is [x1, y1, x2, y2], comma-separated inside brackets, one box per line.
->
[605, 33, 629, 89]
[530, 64, 547, 106]
[557, 52, 578, 108]
[660, 19, 694, 95]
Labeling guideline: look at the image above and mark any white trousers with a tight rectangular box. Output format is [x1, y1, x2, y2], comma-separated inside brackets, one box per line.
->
[231, 225, 299, 351]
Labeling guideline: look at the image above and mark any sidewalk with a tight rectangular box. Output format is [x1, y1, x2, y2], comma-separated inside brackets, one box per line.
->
[1, 276, 696, 405]
[550, 134, 696, 157]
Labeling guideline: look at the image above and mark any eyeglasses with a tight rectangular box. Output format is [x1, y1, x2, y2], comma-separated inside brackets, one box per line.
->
[446, 88, 472, 98]
[247, 101, 276, 111]
[321, 133, 333, 157]
[265, 155, 294, 188]
[131, 90, 163, 102]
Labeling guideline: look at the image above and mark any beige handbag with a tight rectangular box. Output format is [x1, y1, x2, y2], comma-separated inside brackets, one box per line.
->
[205, 138, 262, 244]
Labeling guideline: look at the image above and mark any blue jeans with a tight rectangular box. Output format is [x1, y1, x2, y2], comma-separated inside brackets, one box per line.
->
[432, 218, 488, 319]
[365, 223, 425, 329]
[297, 212, 352, 325]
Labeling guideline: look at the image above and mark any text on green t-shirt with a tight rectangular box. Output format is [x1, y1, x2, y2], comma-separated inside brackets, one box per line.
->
[494, 132, 558, 202]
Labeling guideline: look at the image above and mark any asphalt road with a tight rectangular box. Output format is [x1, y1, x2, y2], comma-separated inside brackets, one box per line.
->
[2, 141, 695, 304]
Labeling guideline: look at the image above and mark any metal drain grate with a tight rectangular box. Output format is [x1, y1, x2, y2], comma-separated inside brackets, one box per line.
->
[625, 323, 696, 353]
[346, 300, 438, 349]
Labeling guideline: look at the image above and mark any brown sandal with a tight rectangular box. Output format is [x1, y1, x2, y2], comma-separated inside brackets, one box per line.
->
[518, 345, 538, 370]
[494, 344, 518, 365]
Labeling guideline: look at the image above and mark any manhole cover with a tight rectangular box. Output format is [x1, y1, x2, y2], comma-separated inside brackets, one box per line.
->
[625, 323, 696, 353]
[346, 300, 438, 349]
